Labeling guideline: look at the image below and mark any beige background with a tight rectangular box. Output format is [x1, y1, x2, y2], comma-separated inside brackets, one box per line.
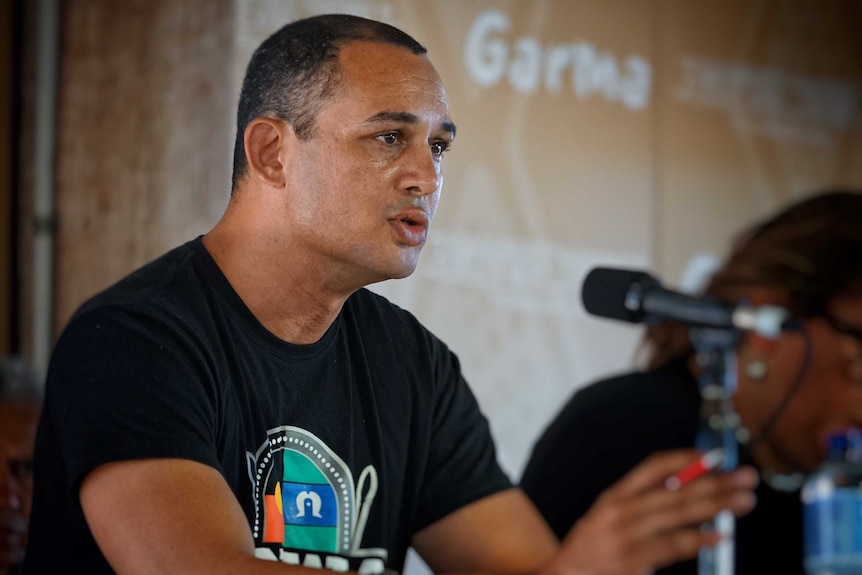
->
[11, 4, 861, 568]
[39, 0, 862, 475]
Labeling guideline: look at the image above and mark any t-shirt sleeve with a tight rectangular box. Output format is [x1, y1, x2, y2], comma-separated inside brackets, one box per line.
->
[46, 306, 221, 499]
[411, 345, 512, 532]
[519, 383, 630, 539]
[519, 367, 698, 540]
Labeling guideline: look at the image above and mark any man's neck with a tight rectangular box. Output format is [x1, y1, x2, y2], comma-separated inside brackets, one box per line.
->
[201, 223, 350, 345]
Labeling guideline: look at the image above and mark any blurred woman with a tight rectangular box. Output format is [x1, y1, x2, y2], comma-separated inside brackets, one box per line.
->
[521, 190, 862, 575]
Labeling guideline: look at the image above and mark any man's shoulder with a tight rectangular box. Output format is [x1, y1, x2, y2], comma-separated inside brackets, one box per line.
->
[346, 288, 430, 337]
[65, 238, 210, 336]
[344, 288, 453, 365]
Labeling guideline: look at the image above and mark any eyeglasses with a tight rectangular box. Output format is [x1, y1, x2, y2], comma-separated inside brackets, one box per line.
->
[822, 313, 862, 346]
[2, 457, 33, 485]
[822, 313, 862, 382]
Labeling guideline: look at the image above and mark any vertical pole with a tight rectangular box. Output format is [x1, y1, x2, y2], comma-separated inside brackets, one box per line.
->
[31, 0, 59, 378]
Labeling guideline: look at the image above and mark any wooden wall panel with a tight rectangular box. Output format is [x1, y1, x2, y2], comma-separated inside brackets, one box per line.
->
[14, 0, 37, 363]
[0, 0, 13, 355]
[54, 0, 235, 333]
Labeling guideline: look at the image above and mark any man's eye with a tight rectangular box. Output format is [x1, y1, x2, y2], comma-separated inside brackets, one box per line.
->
[430, 141, 450, 157]
[378, 133, 399, 145]
[9, 459, 34, 481]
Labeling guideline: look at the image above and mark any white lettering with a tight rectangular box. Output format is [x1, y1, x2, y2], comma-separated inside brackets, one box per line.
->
[463, 9, 510, 87]
[464, 9, 652, 109]
[255, 547, 279, 561]
[621, 57, 652, 110]
[675, 56, 859, 145]
[573, 43, 619, 100]
[358, 558, 386, 575]
[544, 44, 572, 92]
[303, 554, 323, 569]
[326, 556, 351, 572]
[509, 38, 543, 93]
[258, 549, 350, 571]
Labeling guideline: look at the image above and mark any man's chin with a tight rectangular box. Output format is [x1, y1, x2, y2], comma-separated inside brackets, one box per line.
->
[379, 267, 417, 283]
[364, 261, 419, 286]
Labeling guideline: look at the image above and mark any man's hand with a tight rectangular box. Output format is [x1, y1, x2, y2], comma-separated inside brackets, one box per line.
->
[545, 449, 758, 575]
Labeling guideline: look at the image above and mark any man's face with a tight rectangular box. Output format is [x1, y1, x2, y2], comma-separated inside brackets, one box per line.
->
[282, 40, 455, 288]
[0, 401, 39, 569]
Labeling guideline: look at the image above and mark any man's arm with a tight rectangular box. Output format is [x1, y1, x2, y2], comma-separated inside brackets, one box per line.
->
[412, 488, 559, 575]
[412, 449, 757, 575]
[80, 458, 320, 575]
[81, 451, 756, 575]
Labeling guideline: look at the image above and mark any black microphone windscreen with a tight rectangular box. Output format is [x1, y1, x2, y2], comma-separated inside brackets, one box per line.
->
[581, 267, 656, 323]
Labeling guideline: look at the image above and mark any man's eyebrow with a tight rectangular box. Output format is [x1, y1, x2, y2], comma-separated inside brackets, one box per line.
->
[441, 120, 457, 139]
[364, 111, 457, 138]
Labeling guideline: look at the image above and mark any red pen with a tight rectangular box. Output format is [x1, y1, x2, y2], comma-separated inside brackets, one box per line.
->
[665, 448, 724, 490]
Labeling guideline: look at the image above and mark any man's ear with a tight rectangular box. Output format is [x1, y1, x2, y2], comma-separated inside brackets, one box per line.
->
[244, 117, 290, 188]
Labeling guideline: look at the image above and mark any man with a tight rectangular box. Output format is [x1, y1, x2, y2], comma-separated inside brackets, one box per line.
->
[0, 359, 40, 575]
[24, 14, 756, 575]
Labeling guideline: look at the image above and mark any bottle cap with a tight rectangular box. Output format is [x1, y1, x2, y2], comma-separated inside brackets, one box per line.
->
[827, 428, 862, 463]
[847, 428, 862, 463]
[828, 433, 849, 461]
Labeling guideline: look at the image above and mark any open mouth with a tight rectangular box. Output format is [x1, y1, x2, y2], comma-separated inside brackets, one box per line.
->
[390, 210, 429, 246]
[394, 209, 428, 230]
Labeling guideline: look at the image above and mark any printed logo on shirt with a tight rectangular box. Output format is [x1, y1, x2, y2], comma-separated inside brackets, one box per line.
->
[247, 426, 387, 573]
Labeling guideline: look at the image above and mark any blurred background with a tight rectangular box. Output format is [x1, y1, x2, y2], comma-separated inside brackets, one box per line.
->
[3, 0, 862, 494]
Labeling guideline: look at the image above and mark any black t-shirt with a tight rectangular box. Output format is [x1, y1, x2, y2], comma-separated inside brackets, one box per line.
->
[520, 358, 804, 575]
[24, 238, 511, 574]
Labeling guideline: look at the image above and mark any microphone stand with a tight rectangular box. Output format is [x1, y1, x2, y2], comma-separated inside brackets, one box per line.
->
[688, 326, 741, 575]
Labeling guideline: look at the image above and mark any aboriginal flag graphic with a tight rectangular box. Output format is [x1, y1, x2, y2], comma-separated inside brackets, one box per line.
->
[250, 426, 385, 566]
[263, 449, 339, 552]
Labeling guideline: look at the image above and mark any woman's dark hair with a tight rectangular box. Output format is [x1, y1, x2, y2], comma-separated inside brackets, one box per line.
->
[645, 190, 862, 369]
[230, 13, 427, 193]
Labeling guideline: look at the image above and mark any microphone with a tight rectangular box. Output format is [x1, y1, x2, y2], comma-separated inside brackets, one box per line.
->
[581, 267, 795, 339]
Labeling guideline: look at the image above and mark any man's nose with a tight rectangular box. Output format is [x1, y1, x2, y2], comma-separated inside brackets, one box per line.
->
[0, 459, 22, 510]
[402, 144, 441, 197]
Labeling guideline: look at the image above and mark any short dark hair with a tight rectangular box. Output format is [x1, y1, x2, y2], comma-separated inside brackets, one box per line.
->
[230, 13, 427, 193]
[645, 189, 862, 368]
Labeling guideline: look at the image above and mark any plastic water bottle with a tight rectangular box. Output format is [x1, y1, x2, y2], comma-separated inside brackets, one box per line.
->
[803, 428, 862, 575]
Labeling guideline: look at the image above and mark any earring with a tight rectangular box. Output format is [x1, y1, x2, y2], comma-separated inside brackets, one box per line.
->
[745, 360, 768, 381]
